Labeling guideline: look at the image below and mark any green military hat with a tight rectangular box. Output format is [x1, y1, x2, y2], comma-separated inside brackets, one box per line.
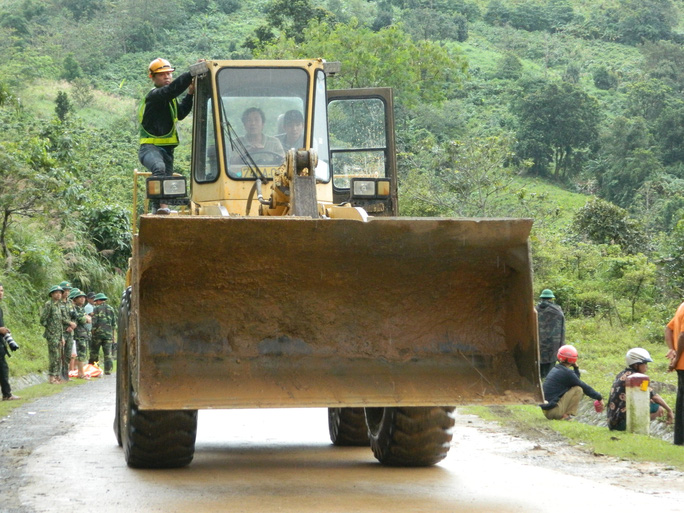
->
[539, 289, 555, 299]
[93, 293, 108, 301]
[69, 288, 86, 300]
[59, 280, 72, 290]
[48, 285, 64, 296]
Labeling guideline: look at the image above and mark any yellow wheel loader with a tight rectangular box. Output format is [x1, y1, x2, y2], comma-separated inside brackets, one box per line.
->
[114, 59, 542, 469]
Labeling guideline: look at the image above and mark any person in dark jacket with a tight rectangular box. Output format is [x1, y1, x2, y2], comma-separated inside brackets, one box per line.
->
[0, 283, 20, 400]
[138, 57, 201, 214]
[536, 289, 565, 379]
[540, 345, 603, 420]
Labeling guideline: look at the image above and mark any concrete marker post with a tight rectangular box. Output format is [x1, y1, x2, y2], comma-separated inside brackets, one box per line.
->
[626, 372, 650, 435]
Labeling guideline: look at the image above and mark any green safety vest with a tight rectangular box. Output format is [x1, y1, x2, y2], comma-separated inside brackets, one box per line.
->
[138, 93, 179, 146]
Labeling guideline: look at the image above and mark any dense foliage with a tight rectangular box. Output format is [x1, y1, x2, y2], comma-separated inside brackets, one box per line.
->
[1, 0, 684, 373]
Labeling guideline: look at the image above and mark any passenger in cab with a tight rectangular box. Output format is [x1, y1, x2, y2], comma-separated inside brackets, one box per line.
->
[277, 109, 304, 150]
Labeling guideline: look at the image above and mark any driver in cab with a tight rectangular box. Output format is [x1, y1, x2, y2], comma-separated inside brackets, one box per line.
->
[238, 107, 284, 159]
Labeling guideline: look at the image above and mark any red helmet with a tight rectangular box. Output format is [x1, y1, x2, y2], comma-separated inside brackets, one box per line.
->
[557, 345, 578, 364]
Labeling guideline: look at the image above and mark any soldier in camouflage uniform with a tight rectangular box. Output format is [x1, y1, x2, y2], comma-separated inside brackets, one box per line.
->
[90, 293, 117, 375]
[40, 285, 65, 384]
[58, 281, 77, 382]
[68, 289, 92, 379]
[536, 289, 565, 379]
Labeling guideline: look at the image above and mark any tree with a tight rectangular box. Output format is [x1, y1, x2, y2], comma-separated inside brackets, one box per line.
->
[55, 91, 72, 122]
[656, 106, 684, 165]
[625, 79, 676, 122]
[640, 41, 684, 93]
[512, 80, 600, 179]
[58, 0, 104, 21]
[617, 0, 676, 44]
[60, 53, 82, 82]
[403, 9, 468, 42]
[593, 66, 618, 90]
[400, 135, 521, 217]
[495, 52, 523, 80]
[85, 206, 131, 271]
[0, 140, 60, 267]
[572, 198, 647, 254]
[256, 20, 467, 108]
[245, 0, 335, 49]
[484, 0, 510, 26]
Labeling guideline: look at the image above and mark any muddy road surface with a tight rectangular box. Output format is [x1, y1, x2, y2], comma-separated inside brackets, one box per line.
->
[2, 376, 684, 512]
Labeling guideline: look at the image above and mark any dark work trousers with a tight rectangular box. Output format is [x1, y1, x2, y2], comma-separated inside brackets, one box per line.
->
[0, 345, 12, 398]
[138, 144, 175, 211]
[676, 370, 684, 445]
[138, 144, 175, 176]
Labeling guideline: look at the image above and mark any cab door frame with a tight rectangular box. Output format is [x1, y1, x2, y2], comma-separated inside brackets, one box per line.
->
[327, 87, 398, 216]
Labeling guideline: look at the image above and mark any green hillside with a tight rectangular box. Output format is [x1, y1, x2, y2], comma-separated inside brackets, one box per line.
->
[1, 0, 684, 388]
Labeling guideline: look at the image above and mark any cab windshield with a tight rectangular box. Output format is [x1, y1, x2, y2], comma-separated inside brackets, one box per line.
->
[216, 67, 308, 180]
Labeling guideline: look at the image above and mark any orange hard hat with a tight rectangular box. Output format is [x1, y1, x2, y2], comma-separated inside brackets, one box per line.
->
[148, 58, 175, 77]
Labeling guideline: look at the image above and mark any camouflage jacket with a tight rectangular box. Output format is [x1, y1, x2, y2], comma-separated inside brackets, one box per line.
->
[73, 304, 90, 339]
[60, 299, 77, 339]
[536, 300, 566, 364]
[92, 303, 117, 340]
[40, 299, 63, 340]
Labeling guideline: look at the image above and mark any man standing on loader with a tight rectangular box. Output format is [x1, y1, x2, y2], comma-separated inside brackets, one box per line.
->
[138, 57, 198, 214]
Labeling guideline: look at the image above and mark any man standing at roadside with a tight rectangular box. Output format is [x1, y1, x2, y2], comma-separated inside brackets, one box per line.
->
[666, 301, 684, 444]
[536, 289, 566, 379]
[90, 293, 117, 375]
[0, 283, 20, 401]
[40, 285, 65, 384]
[58, 281, 77, 382]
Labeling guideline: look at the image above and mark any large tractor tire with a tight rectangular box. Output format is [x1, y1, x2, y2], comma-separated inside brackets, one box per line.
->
[328, 407, 370, 446]
[364, 406, 455, 467]
[115, 287, 198, 469]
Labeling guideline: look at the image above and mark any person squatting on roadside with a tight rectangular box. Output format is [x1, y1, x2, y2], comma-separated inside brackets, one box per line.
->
[40, 285, 65, 384]
[535, 289, 566, 379]
[69, 289, 92, 380]
[540, 345, 604, 420]
[138, 57, 204, 214]
[607, 348, 673, 431]
[666, 300, 684, 445]
[0, 283, 21, 401]
[90, 293, 117, 375]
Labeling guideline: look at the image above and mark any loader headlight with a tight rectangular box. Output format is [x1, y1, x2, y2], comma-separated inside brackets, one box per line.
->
[146, 176, 188, 199]
[351, 178, 391, 199]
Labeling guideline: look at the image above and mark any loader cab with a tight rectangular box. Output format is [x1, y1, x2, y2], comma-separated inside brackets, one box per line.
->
[189, 60, 397, 217]
[190, 60, 333, 214]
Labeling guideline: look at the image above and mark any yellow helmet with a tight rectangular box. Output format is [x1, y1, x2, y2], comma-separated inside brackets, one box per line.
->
[148, 58, 175, 78]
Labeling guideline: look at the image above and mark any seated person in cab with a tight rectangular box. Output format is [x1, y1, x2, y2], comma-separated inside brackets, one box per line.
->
[277, 109, 304, 150]
[236, 107, 284, 165]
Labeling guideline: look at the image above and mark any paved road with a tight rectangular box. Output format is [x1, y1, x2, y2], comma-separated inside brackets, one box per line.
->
[2, 377, 684, 512]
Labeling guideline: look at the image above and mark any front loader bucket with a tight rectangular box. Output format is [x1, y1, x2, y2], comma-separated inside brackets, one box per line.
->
[130, 216, 541, 410]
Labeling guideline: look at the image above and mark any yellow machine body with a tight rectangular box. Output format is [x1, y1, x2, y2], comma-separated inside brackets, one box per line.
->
[126, 59, 543, 411]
